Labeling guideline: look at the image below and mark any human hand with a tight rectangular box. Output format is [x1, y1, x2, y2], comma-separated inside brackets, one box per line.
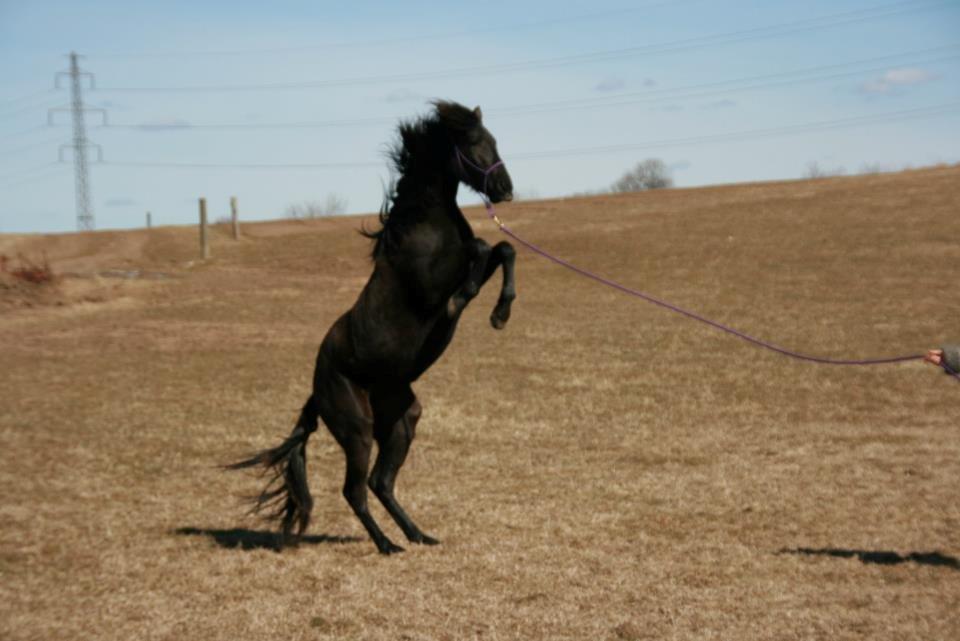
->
[924, 349, 944, 366]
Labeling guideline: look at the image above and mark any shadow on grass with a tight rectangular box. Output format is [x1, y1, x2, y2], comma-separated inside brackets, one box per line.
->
[778, 547, 960, 570]
[174, 527, 362, 552]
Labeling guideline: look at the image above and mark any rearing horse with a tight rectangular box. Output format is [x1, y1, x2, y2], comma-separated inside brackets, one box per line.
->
[230, 101, 516, 554]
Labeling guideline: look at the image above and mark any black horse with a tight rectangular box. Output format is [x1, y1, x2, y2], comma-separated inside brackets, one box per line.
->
[230, 101, 516, 554]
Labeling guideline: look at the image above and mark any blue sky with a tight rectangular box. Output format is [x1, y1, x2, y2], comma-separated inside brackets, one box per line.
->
[1, 0, 958, 233]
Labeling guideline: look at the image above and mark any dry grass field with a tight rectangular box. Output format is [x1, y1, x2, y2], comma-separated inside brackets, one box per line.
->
[1, 166, 959, 640]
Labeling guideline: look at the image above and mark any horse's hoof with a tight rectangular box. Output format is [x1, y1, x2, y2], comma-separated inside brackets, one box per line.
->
[490, 308, 510, 329]
[413, 534, 440, 545]
[277, 531, 300, 551]
[378, 541, 405, 555]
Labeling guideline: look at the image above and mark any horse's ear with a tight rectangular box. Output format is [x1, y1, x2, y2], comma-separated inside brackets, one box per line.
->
[473, 106, 483, 121]
[434, 100, 481, 132]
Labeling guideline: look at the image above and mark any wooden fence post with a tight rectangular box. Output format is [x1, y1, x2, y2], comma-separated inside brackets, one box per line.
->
[199, 198, 210, 260]
[230, 196, 239, 240]
[146, 211, 152, 229]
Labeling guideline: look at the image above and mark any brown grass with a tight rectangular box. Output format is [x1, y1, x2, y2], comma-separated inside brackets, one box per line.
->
[1, 167, 958, 641]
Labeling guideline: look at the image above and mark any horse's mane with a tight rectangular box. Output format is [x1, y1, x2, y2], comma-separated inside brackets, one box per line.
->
[361, 101, 479, 258]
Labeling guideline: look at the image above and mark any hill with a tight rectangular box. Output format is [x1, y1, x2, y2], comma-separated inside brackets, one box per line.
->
[1, 166, 958, 641]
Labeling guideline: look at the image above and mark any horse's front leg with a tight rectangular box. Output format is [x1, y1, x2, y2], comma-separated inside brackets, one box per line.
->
[482, 241, 516, 330]
[446, 238, 492, 318]
[445, 240, 517, 328]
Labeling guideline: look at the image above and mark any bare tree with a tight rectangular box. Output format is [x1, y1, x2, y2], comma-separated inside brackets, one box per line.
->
[610, 159, 673, 192]
[285, 193, 349, 219]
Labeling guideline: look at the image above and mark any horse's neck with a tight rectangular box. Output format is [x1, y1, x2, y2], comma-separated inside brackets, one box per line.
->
[395, 171, 472, 241]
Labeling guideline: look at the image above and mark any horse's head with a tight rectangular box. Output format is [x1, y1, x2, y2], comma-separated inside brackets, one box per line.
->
[436, 101, 514, 203]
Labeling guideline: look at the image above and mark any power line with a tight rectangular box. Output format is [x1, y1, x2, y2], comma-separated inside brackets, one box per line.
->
[101, 159, 381, 170]
[0, 136, 62, 159]
[86, 0, 696, 59]
[0, 164, 65, 188]
[97, 102, 960, 170]
[493, 47, 960, 116]
[510, 102, 960, 159]
[87, 46, 960, 132]
[0, 125, 46, 144]
[0, 88, 53, 109]
[0, 95, 58, 120]
[100, 115, 394, 131]
[93, 0, 951, 93]
[499, 52, 960, 118]
[0, 161, 59, 183]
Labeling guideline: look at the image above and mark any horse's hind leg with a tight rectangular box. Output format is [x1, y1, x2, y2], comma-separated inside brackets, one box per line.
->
[317, 367, 404, 555]
[369, 387, 438, 545]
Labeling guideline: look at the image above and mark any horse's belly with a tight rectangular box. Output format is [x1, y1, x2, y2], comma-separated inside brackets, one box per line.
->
[328, 264, 465, 385]
[342, 311, 456, 384]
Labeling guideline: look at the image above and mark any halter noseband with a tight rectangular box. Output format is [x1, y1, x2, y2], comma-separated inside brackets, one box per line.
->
[454, 147, 506, 228]
[455, 147, 504, 198]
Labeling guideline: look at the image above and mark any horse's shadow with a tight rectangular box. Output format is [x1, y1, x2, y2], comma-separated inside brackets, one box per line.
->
[174, 527, 362, 552]
[778, 547, 959, 570]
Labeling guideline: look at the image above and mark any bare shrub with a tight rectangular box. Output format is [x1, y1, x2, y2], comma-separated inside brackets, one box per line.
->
[1, 253, 56, 285]
[568, 189, 603, 199]
[803, 161, 847, 179]
[610, 159, 673, 192]
[858, 162, 885, 175]
[286, 193, 348, 219]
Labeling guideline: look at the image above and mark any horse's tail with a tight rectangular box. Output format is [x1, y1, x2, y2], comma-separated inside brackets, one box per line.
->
[226, 395, 319, 545]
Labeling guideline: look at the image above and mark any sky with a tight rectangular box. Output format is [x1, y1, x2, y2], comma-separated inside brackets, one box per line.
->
[1, 0, 959, 233]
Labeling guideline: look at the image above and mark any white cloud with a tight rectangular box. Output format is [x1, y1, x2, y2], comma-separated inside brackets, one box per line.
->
[860, 67, 937, 94]
[594, 77, 625, 92]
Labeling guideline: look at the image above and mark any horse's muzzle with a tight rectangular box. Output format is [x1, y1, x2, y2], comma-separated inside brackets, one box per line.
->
[488, 173, 514, 203]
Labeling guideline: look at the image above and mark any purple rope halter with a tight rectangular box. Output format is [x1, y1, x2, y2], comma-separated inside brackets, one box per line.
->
[455, 147, 504, 195]
[456, 148, 959, 383]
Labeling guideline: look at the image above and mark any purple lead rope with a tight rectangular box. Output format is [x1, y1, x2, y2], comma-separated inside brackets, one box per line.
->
[457, 148, 959, 382]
